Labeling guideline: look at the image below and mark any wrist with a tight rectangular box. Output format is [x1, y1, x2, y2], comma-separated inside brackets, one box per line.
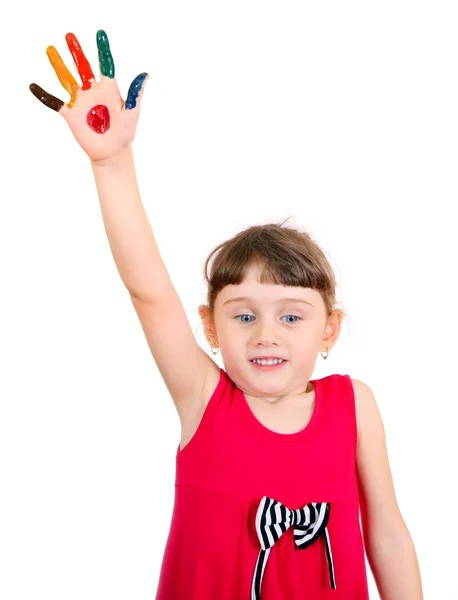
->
[91, 146, 133, 170]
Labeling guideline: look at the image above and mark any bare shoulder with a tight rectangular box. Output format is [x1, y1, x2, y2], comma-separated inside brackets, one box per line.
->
[200, 355, 223, 407]
[349, 378, 381, 444]
[178, 352, 222, 451]
[350, 378, 406, 539]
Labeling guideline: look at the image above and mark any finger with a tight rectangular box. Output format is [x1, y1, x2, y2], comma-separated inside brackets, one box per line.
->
[125, 73, 148, 110]
[29, 83, 64, 112]
[96, 29, 115, 78]
[46, 46, 79, 108]
[65, 32, 95, 90]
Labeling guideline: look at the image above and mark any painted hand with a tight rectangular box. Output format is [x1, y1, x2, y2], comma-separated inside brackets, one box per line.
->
[30, 30, 149, 162]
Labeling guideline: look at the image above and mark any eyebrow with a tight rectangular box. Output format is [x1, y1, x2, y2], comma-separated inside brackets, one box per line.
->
[222, 296, 315, 308]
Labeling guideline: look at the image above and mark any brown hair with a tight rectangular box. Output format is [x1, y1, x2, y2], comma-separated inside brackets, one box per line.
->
[203, 218, 347, 325]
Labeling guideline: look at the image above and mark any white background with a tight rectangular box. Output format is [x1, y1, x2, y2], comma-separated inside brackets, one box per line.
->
[1, 1, 456, 598]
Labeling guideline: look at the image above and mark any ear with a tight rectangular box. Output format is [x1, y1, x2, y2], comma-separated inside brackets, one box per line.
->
[321, 309, 344, 352]
[198, 304, 218, 348]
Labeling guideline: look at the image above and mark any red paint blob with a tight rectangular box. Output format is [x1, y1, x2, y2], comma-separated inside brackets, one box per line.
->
[87, 104, 110, 134]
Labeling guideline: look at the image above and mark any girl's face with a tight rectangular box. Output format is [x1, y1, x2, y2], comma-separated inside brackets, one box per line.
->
[208, 263, 341, 400]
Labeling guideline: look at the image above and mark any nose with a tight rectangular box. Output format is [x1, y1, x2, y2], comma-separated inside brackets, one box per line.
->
[253, 319, 279, 348]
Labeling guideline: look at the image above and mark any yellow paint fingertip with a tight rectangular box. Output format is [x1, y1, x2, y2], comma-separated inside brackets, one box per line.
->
[46, 46, 62, 66]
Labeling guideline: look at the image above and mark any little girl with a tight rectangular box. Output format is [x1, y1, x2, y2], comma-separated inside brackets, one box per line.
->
[30, 30, 424, 600]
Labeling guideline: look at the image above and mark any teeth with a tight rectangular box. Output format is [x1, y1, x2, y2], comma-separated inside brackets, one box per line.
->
[252, 359, 284, 365]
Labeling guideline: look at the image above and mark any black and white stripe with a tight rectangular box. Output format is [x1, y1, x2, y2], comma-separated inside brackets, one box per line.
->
[251, 496, 336, 599]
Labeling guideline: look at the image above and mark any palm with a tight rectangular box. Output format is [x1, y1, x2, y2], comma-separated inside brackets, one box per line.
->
[30, 30, 148, 163]
[60, 77, 143, 162]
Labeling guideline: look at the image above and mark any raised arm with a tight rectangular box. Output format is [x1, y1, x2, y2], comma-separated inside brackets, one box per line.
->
[30, 30, 217, 414]
[91, 148, 217, 412]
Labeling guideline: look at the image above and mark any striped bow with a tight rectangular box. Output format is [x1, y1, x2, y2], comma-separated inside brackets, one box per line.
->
[251, 496, 336, 599]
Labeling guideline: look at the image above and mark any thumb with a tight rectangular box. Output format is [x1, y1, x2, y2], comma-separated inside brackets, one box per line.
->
[124, 72, 149, 110]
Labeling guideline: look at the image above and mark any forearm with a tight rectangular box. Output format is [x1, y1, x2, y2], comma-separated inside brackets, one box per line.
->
[90, 147, 170, 300]
[366, 530, 423, 600]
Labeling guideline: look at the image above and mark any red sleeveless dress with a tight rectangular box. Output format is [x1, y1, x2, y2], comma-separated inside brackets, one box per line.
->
[155, 368, 370, 599]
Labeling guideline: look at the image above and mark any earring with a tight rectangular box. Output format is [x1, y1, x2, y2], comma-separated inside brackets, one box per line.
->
[211, 347, 220, 355]
[321, 349, 329, 360]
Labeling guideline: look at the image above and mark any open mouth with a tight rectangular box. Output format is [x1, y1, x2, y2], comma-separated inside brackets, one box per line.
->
[249, 359, 287, 370]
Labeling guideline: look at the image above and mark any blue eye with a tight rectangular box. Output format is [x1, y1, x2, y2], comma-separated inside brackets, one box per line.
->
[282, 315, 301, 323]
[235, 314, 255, 323]
[235, 314, 301, 324]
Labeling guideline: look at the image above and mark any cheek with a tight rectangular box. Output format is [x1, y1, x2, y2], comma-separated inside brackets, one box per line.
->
[218, 324, 247, 351]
